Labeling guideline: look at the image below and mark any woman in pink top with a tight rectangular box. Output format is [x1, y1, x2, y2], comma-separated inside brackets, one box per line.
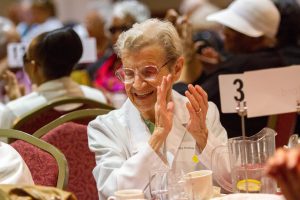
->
[94, 1, 150, 107]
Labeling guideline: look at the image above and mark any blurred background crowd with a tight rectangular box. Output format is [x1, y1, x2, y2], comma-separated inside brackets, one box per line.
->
[0, 0, 300, 138]
[0, 1, 300, 200]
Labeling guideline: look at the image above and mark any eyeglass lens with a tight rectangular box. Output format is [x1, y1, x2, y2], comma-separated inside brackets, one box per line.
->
[117, 66, 159, 83]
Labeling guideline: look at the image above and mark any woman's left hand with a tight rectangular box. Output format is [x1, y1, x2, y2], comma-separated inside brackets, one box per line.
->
[185, 84, 209, 151]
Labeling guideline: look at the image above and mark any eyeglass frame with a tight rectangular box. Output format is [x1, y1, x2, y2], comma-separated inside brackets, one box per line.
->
[115, 58, 173, 84]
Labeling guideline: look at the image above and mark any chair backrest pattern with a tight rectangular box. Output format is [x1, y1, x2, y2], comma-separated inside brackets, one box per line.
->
[33, 108, 110, 138]
[0, 129, 68, 189]
[12, 97, 113, 134]
[11, 141, 59, 187]
[41, 122, 97, 200]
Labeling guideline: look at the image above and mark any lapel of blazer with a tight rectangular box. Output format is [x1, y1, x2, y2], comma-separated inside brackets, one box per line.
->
[126, 100, 151, 155]
[123, 90, 192, 166]
[165, 90, 190, 167]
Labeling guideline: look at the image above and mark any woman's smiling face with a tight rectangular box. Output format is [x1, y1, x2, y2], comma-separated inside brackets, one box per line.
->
[122, 44, 174, 115]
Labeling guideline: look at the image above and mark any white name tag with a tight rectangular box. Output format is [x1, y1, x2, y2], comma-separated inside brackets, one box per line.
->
[7, 43, 27, 68]
[218, 74, 245, 113]
[177, 141, 195, 162]
[79, 37, 97, 64]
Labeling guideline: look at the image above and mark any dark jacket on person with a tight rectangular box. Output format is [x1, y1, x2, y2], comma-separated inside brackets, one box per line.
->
[174, 47, 287, 138]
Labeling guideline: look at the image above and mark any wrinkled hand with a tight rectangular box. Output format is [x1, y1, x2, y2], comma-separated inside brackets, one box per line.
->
[164, 9, 196, 62]
[185, 84, 208, 151]
[178, 17, 196, 64]
[149, 75, 174, 152]
[265, 147, 300, 200]
[198, 46, 221, 65]
[164, 9, 178, 25]
[1, 70, 24, 100]
[0, 58, 8, 75]
[165, 10, 203, 83]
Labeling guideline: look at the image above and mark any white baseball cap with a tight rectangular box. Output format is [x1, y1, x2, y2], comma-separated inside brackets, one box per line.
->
[206, 0, 280, 38]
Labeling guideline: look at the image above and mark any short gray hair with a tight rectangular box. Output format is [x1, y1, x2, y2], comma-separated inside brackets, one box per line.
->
[114, 18, 183, 63]
[112, 1, 150, 23]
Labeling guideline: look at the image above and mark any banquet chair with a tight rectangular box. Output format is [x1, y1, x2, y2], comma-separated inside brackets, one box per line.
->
[32, 109, 110, 200]
[33, 108, 110, 138]
[12, 96, 114, 134]
[34, 122, 97, 200]
[0, 129, 68, 189]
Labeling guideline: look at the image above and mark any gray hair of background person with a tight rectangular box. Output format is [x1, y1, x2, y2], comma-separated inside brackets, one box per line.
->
[30, 27, 83, 79]
[0, 17, 14, 59]
[110, 0, 150, 24]
[207, 0, 280, 39]
[114, 18, 183, 65]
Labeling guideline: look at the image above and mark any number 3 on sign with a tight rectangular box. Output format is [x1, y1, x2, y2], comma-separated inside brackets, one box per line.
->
[218, 74, 245, 113]
[233, 78, 245, 101]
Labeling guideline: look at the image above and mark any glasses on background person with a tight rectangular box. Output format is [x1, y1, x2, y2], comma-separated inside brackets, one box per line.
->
[115, 59, 172, 84]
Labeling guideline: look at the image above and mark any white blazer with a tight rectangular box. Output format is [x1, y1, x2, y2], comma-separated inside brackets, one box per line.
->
[88, 90, 228, 200]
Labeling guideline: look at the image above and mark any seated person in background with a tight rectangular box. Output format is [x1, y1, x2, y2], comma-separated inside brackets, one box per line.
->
[175, 0, 284, 138]
[0, 141, 34, 184]
[70, 9, 112, 87]
[93, 0, 150, 108]
[274, 0, 300, 66]
[18, 0, 63, 43]
[0, 17, 31, 103]
[0, 27, 107, 128]
[88, 18, 228, 199]
[265, 147, 300, 200]
[84, 9, 112, 81]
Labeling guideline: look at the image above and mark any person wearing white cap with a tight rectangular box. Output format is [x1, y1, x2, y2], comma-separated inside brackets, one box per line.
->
[176, 0, 287, 138]
[206, 0, 280, 53]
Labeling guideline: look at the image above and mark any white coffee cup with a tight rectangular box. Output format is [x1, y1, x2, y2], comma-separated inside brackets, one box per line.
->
[184, 170, 213, 200]
[107, 189, 144, 200]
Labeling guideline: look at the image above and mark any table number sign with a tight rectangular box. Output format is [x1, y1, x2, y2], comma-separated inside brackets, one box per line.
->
[218, 74, 245, 113]
[244, 65, 300, 117]
[7, 43, 27, 68]
[78, 37, 97, 64]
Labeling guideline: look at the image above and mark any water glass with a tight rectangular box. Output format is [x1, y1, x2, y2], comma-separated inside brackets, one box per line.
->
[149, 169, 169, 200]
[168, 170, 188, 200]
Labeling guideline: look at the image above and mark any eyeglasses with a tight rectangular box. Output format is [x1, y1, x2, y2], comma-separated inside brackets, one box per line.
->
[115, 59, 172, 84]
[109, 25, 130, 34]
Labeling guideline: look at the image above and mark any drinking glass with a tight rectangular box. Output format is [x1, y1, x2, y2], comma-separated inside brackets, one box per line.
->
[149, 169, 169, 200]
[168, 170, 188, 200]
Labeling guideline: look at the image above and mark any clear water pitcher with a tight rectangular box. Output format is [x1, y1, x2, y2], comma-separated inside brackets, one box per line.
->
[212, 128, 277, 193]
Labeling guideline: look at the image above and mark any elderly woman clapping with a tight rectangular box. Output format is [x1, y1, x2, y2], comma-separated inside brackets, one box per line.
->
[88, 18, 228, 199]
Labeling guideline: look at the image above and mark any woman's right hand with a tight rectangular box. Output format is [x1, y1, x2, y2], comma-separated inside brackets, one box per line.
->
[198, 47, 221, 65]
[149, 75, 174, 153]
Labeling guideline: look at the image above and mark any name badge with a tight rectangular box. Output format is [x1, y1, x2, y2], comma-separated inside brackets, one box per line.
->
[177, 141, 195, 162]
